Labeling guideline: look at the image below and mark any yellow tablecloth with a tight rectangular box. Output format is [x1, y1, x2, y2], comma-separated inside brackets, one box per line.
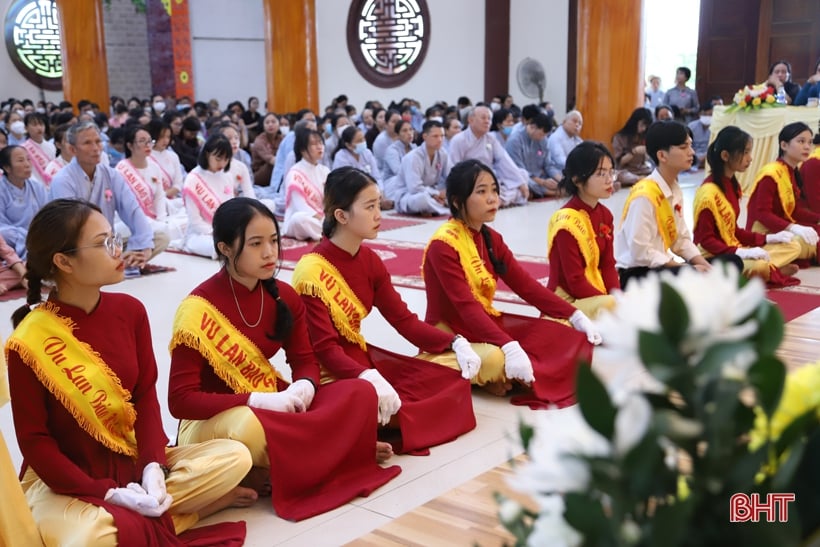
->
[709, 105, 820, 192]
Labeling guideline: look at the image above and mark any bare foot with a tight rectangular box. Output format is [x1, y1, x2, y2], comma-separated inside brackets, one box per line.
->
[197, 486, 259, 519]
[779, 264, 800, 277]
[240, 466, 272, 497]
[380, 198, 394, 210]
[376, 441, 394, 463]
[482, 380, 512, 397]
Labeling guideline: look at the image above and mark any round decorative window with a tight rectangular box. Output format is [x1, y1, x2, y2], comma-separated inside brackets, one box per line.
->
[4, 0, 63, 90]
[346, 0, 430, 88]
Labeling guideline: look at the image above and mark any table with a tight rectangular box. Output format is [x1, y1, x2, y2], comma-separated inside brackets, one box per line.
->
[709, 105, 820, 192]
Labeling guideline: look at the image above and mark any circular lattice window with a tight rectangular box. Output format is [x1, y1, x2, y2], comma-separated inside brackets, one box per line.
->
[346, 0, 430, 88]
[4, 0, 62, 90]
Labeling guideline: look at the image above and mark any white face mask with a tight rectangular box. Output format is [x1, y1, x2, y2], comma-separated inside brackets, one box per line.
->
[354, 141, 368, 155]
[153, 101, 166, 113]
[430, 116, 443, 123]
[15, 109, 25, 117]
[490, 102, 501, 112]
[337, 124, 349, 138]
[35, 107, 46, 114]
[279, 126, 290, 136]
[699, 115, 712, 126]
[10, 120, 25, 135]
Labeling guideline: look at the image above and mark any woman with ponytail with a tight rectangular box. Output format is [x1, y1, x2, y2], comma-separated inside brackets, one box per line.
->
[746, 122, 820, 262]
[694, 126, 802, 285]
[6, 199, 252, 546]
[168, 196, 400, 521]
[422, 160, 598, 407]
[292, 167, 480, 455]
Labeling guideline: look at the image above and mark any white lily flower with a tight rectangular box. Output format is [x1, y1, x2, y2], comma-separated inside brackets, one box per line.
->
[498, 499, 524, 525]
[526, 495, 583, 547]
[613, 391, 652, 456]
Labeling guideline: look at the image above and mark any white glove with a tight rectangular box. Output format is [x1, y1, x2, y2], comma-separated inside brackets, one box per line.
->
[735, 246, 770, 261]
[451, 335, 481, 380]
[766, 230, 794, 244]
[248, 391, 306, 413]
[501, 341, 535, 383]
[358, 368, 401, 426]
[286, 379, 316, 410]
[141, 462, 168, 505]
[105, 483, 173, 517]
[569, 309, 603, 345]
[788, 224, 819, 246]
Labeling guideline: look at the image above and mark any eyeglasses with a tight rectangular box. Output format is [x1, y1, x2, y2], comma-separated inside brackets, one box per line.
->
[594, 169, 616, 179]
[135, 139, 156, 146]
[63, 233, 124, 257]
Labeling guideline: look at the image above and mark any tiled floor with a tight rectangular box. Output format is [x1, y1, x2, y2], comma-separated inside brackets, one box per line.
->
[2, 169, 819, 546]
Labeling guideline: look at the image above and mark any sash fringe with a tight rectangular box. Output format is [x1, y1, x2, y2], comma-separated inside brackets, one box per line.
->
[292, 281, 368, 351]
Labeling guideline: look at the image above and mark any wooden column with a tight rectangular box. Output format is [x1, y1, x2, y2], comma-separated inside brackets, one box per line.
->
[575, 0, 644, 147]
[57, 0, 109, 111]
[484, 0, 511, 103]
[262, 0, 319, 114]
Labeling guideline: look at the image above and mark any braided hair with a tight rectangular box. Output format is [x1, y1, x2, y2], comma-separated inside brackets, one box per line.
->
[212, 197, 293, 340]
[11, 199, 100, 327]
[445, 159, 507, 275]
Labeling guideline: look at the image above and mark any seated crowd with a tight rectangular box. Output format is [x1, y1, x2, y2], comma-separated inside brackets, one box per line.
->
[1, 79, 820, 544]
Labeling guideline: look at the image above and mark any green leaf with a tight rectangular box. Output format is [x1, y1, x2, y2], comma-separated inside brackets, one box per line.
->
[753, 301, 784, 356]
[658, 281, 689, 346]
[649, 498, 692, 547]
[576, 365, 616, 440]
[772, 438, 807, 491]
[654, 410, 703, 443]
[695, 341, 754, 378]
[748, 356, 786, 418]
[518, 419, 535, 453]
[563, 492, 611, 542]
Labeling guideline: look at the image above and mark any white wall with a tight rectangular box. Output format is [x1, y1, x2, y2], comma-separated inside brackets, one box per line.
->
[1, 0, 67, 104]
[509, 0, 569, 119]
[189, 0, 267, 109]
[315, 0, 485, 111]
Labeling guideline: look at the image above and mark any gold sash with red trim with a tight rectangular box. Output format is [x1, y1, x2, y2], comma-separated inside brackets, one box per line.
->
[693, 182, 741, 248]
[621, 178, 677, 250]
[5, 303, 138, 457]
[423, 219, 501, 317]
[22, 139, 51, 185]
[170, 295, 283, 393]
[116, 160, 157, 219]
[291, 253, 368, 350]
[749, 162, 796, 223]
[547, 208, 606, 294]
[183, 172, 222, 224]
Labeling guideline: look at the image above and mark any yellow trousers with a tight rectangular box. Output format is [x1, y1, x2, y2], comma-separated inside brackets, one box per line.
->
[701, 230, 804, 279]
[20, 439, 251, 547]
[751, 221, 816, 261]
[418, 324, 507, 386]
[553, 286, 616, 319]
[1, 431, 42, 547]
[178, 406, 269, 468]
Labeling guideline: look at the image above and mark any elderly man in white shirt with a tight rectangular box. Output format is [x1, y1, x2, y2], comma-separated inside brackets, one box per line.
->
[546, 110, 584, 180]
[448, 106, 529, 207]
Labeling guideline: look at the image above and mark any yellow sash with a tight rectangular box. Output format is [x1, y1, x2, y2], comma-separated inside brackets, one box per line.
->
[811, 147, 820, 161]
[4, 303, 138, 457]
[170, 296, 282, 393]
[547, 208, 606, 294]
[693, 182, 741, 248]
[748, 162, 796, 223]
[292, 253, 368, 351]
[422, 219, 501, 317]
[621, 178, 677, 250]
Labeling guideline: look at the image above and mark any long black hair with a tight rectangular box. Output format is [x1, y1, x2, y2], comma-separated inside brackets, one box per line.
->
[12, 199, 100, 327]
[445, 159, 507, 275]
[212, 197, 293, 340]
[322, 167, 378, 238]
[706, 126, 751, 195]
